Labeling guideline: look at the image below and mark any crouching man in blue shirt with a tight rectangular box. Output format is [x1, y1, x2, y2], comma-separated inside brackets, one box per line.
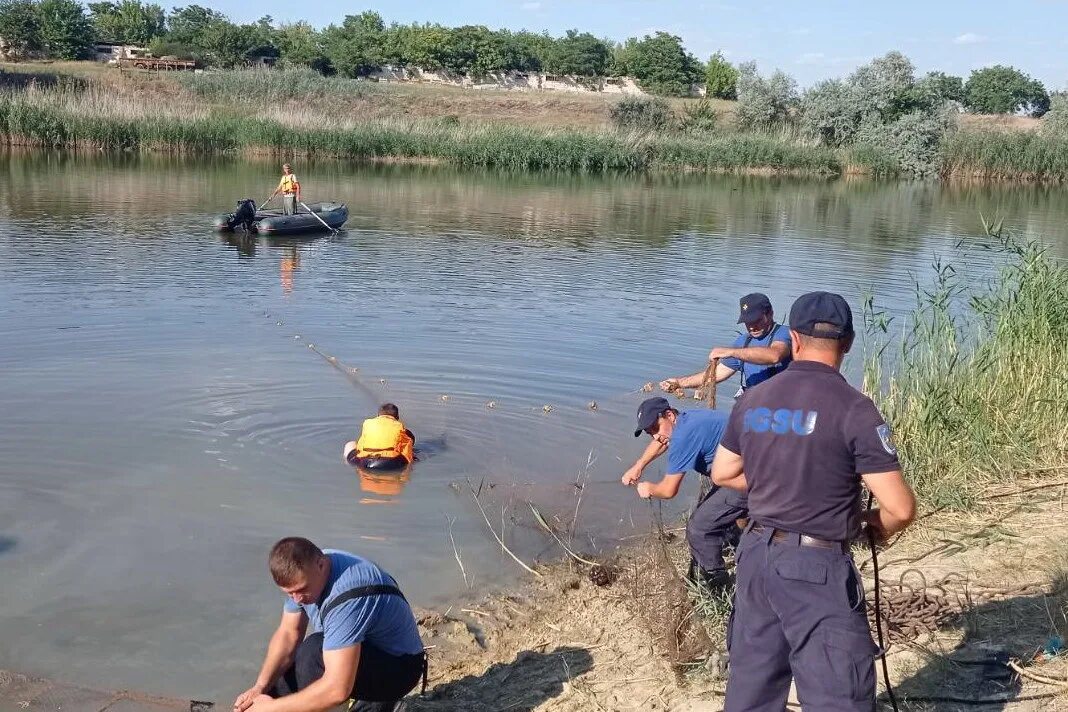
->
[233, 537, 426, 712]
[622, 397, 746, 591]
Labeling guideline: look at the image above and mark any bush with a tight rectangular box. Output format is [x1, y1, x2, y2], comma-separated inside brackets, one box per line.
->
[609, 96, 674, 132]
[704, 52, 737, 100]
[799, 52, 955, 176]
[853, 110, 949, 177]
[1042, 94, 1068, 138]
[734, 62, 797, 130]
[917, 71, 964, 104]
[679, 99, 718, 134]
[964, 65, 1049, 117]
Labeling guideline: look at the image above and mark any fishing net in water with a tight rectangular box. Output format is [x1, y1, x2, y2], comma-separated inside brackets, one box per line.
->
[624, 528, 712, 667]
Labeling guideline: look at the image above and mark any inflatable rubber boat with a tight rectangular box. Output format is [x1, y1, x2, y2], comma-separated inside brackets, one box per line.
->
[213, 200, 348, 235]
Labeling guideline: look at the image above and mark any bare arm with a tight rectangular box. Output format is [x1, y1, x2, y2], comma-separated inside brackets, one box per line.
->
[661, 362, 737, 391]
[637, 473, 684, 499]
[860, 470, 916, 542]
[233, 610, 307, 712]
[252, 645, 361, 712]
[710, 340, 790, 367]
[622, 437, 667, 485]
[710, 445, 747, 492]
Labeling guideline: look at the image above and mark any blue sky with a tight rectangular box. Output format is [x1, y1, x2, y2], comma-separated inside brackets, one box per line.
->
[204, 0, 1067, 89]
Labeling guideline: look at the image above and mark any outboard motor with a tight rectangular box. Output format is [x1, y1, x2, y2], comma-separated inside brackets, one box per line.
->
[226, 199, 258, 232]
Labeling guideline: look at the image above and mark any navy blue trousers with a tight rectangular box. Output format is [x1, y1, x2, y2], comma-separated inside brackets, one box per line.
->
[272, 633, 424, 711]
[724, 527, 878, 712]
[686, 484, 748, 573]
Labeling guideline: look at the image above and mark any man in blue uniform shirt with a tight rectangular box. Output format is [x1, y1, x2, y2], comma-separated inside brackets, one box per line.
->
[660, 293, 792, 396]
[712, 292, 917, 712]
[622, 397, 746, 590]
[233, 537, 425, 712]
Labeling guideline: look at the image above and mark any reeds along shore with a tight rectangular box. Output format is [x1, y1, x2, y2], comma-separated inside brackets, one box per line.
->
[0, 92, 838, 174]
[863, 229, 1068, 510]
[1, 67, 1067, 179]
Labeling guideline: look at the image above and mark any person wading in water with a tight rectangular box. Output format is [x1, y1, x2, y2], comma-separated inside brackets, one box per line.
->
[660, 293, 792, 398]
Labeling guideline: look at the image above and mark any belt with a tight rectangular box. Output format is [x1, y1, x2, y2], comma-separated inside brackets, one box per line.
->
[749, 523, 848, 552]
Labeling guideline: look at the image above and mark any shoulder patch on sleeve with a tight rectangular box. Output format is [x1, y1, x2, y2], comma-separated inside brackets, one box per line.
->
[876, 423, 897, 455]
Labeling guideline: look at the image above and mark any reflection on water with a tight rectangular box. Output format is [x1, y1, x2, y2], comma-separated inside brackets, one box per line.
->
[356, 464, 413, 503]
[0, 151, 1066, 701]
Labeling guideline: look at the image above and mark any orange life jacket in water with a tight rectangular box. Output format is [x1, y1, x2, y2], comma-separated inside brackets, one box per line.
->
[355, 415, 414, 463]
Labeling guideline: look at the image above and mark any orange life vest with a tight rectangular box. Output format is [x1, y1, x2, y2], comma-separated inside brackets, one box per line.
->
[278, 173, 299, 193]
[355, 415, 414, 463]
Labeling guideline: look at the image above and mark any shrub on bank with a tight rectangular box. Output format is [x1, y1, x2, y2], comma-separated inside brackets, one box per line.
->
[864, 230, 1068, 509]
[609, 96, 675, 133]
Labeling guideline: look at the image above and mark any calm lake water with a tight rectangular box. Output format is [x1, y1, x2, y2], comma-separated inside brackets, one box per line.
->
[1, 153, 1066, 700]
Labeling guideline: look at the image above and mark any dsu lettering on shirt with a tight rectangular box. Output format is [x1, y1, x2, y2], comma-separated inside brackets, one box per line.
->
[742, 407, 818, 436]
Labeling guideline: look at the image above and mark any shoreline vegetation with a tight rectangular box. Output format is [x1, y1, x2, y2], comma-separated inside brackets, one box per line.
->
[2, 63, 1068, 179]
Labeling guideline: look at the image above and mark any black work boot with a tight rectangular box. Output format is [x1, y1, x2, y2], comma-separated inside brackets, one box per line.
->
[700, 569, 732, 592]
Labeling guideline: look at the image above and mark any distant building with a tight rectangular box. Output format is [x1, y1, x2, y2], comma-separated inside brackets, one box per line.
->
[93, 43, 149, 63]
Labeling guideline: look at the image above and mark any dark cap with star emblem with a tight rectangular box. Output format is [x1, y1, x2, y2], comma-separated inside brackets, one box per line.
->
[737, 293, 773, 324]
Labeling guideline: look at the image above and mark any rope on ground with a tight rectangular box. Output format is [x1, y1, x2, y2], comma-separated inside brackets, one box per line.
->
[866, 569, 1051, 646]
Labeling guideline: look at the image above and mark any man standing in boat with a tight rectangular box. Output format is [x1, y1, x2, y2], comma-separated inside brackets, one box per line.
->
[271, 164, 301, 215]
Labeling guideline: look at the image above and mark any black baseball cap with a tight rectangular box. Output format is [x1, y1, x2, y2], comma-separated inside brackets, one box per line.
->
[789, 291, 854, 339]
[737, 293, 773, 324]
[634, 396, 671, 436]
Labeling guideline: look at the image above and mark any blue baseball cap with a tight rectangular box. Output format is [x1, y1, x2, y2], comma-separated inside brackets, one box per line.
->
[634, 396, 671, 437]
[737, 293, 773, 324]
[789, 291, 854, 339]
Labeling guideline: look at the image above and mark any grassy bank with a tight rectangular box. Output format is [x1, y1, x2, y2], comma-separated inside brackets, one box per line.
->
[863, 228, 1068, 510]
[942, 129, 1068, 181]
[3, 64, 1068, 178]
[0, 82, 839, 173]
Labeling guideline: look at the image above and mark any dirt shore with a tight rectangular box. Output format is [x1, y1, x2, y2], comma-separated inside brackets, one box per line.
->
[4, 480, 1067, 711]
[407, 480, 1068, 711]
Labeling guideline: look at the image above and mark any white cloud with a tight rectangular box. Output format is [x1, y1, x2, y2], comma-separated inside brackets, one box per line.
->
[953, 32, 988, 45]
[521, 1, 541, 9]
[796, 52, 826, 65]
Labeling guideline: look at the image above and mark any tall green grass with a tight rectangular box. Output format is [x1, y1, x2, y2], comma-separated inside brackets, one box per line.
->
[941, 130, 1068, 181]
[172, 67, 378, 104]
[863, 226, 1068, 510]
[0, 90, 843, 173]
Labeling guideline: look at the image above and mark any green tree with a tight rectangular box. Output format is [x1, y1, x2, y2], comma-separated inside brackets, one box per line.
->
[322, 11, 385, 77]
[511, 30, 552, 71]
[624, 31, 701, 96]
[544, 29, 609, 76]
[88, 1, 165, 44]
[198, 19, 264, 67]
[964, 65, 1049, 116]
[607, 39, 632, 76]
[704, 51, 737, 99]
[37, 0, 94, 59]
[274, 21, 324, 68]
[166, 4, 223, 46]
[0, 0, 42, 59]
[917, 71, 964, 104]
